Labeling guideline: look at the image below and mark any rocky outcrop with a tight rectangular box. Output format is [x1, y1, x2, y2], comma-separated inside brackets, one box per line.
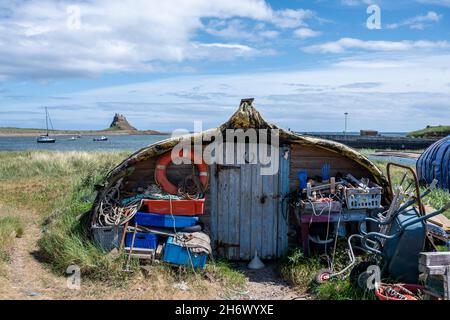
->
[109, 114, 137, 131]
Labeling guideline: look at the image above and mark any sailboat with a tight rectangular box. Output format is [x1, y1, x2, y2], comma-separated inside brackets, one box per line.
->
[93, 136, 108, 141]
[37, 107, 56, 143]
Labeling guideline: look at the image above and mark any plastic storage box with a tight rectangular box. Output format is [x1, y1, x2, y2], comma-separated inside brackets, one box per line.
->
[163, 237, 207, 269]
[345, 186, 382, 209]
[134, 212, 198, 228]
[92, 225, 123, 252]
[142, 199, 205, 216]
[125, 232, 158, 249]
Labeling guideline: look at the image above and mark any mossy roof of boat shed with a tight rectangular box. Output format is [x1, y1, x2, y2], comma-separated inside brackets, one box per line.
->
[102, 99, 390, 195]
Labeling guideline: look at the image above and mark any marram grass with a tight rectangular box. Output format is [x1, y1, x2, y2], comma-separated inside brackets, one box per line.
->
[0, 151, 246, 292]
[0, 216, 24, 263]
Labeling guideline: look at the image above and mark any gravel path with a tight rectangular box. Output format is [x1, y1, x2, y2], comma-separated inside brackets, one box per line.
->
[5, 219, 73, 299]
[234, 262, 306, 300]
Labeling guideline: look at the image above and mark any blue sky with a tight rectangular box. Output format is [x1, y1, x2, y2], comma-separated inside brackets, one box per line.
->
[0, 0, 449, 132]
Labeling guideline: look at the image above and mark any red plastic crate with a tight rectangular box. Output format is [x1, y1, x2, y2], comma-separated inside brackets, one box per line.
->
[142, 199, 205, 216]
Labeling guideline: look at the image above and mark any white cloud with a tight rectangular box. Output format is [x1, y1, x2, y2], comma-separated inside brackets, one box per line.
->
[204, 19, 279, 41]
[270, 9, 315, 28]
[189, 42, 266, 60]
[303, 38, 450, 53]
[293, 28, 321, 39]
[416, 0, 450, 7]
[258, 30, 280, 39]
[387, 11, 442, 30]
[205, 19, 253, 39]
[194, 43, 254, 52]
[333, 59, 414, 69]
[341, 0, 374, 6]
[0, 0, 315, 80]
[4, 53, 450, 132]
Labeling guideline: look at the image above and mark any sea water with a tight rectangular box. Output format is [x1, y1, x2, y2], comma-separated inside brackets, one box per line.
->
[0, 134, 417, 165]
[0, 135, 170, 152]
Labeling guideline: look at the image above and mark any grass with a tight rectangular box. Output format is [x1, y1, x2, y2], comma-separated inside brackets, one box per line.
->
[0, 150, 245, 298]
[0, 151, 129, 280]
[37, 179, 128, 280]
[279, 246, 376, 300]
[407, 125, 450, 138]
[0, 151, 128, 216]
[206, 259, 246, 289]
[358, 148, 423, 155]
[313, 278, 375, 300]
[425, 188, 450, 217]
[279, 248, 321, 294]
[0, 216, 24, 262]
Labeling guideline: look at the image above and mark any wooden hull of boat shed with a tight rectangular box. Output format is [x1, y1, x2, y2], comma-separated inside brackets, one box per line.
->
[91, 99, 391, 261]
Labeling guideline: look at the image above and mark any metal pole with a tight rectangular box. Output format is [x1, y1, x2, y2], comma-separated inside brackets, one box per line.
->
[344, 112, 348, 138]
[45, 107, 49, 136]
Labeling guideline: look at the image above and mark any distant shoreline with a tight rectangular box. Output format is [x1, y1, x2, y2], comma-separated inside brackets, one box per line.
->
[0, 128, 169, 137]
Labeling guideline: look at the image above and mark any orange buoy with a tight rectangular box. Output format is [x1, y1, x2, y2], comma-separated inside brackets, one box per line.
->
[155, 150, 208, 195]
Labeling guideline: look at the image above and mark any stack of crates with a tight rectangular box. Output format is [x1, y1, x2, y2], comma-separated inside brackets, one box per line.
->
[125, 198, 207, 269]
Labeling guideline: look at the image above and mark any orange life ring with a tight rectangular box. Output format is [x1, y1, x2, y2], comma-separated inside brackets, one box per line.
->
[155, 150, 209, 195]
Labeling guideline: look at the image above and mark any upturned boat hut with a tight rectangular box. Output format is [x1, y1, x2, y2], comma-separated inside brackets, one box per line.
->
[90, 99, 390, 261]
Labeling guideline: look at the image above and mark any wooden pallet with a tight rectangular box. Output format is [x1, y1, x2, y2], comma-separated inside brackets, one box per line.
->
[419, 252, 450, 300]
[425, 205, 450, 233]
[124, 247, 156, 260]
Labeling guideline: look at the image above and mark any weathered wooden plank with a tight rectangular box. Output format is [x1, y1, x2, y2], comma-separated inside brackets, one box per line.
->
[289, 144, 372, 193]
[290, 164, 369, 174]
[216, 168, 225, 257]
[446, 267, 450, 300]
[250, 164, 263, 260]
[283, 150, 289, 257]
[209, 164, 218, 249]
[271, 166, 279, 260]
[130, 158, 157, 169]
[291, 159, 365, 169]
[426, 211, 450, 233]
[210, 145, 290, 260]
[123, 174, 155, 192]
[239, 164, 252, 260]
[289, 169, 368, 178]
[228, 167, 240, 259]
[222, 169, 231, 259]
[291, 145, 341, 157]
[278, 146, 290, 257]
[419, 264, 448, 276]
[261, 172, 273, 259]
[419, 252, 450, 267]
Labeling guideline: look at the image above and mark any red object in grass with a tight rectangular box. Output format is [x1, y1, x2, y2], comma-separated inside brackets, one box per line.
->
[142, 199, 205, 216]
[375, 284, 425, 301]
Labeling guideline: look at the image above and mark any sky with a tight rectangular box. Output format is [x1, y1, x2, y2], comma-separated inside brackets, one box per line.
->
[0, 0, 449, 132]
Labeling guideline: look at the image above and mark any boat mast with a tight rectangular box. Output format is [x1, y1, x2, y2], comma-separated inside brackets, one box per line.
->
[45, 107, 49, 136]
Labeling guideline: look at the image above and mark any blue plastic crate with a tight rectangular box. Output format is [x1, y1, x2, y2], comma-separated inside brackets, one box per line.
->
[163, 237, 207, 270]
[134, 212, 198, 228]
[125, 232, 158, 249]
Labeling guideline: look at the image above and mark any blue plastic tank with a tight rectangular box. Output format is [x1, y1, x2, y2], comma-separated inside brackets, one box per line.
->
[417, 135, 450, 190]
